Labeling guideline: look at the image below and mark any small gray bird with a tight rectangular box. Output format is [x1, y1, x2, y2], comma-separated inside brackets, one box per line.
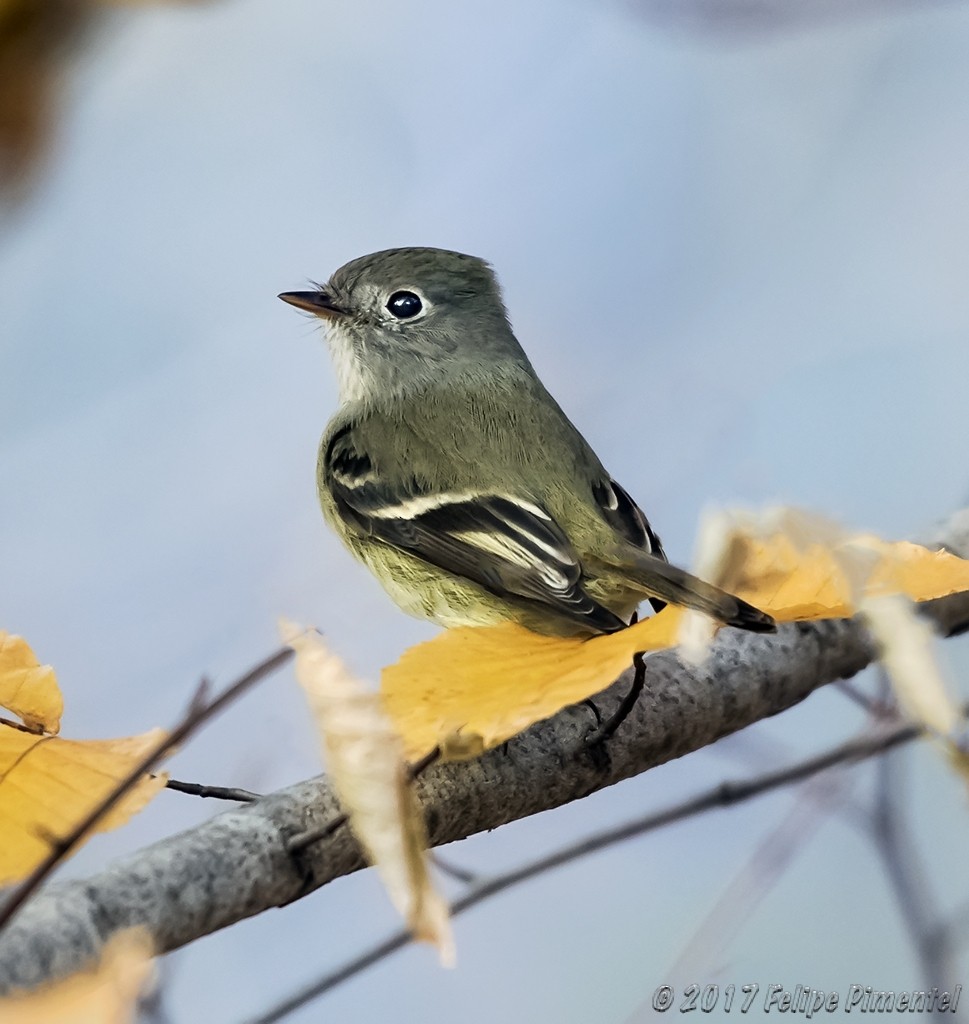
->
[280, 247, 774, 638]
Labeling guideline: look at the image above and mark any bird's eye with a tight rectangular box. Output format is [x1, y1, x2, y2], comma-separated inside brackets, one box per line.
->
[386, 291, 423, 319]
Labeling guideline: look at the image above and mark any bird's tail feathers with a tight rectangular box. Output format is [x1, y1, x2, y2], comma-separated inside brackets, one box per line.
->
[605, 550, 776, 633]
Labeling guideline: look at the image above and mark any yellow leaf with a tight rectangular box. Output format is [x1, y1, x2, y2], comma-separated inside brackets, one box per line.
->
[382, 613, 680, 761]
[712, 529, 969, 623]
[281, 621, 454, 964]
[867, 538, 969, 600]
[0, 632, 63, 734]
[0, 929, 154, 1023]
[0, 727, 168, 885]
[727, 536, 857, 619]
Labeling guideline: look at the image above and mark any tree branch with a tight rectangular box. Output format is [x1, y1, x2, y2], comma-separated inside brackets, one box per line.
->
[1, 512, 968, 994]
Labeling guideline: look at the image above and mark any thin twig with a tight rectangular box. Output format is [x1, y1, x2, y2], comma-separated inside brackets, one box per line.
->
[430, 853, 480, 886]
[0, 715, 43, 735]
[833, 678, 889, 715]
[286, 746, 442, 855]
[870, 745, 960, 1001]
[0, 646, 293, 935]
[165, 779, 261, 802]
[936, 899, 969, 952]
[286, 811, 349, 855]
[246, 717, 925, 1024]
[662, 768, 851, 991]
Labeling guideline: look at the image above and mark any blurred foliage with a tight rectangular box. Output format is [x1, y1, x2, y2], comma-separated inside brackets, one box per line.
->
[0, 0, 90, 199]
[0, 0, 954, 199]
[625, 0, 962, 36]
[0, 0, 206, 201]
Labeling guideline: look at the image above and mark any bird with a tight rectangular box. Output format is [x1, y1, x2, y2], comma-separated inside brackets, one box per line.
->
[279, 247, 774, 639]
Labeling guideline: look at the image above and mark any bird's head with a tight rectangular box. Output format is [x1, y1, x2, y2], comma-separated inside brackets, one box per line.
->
[280, 247, 528, 405]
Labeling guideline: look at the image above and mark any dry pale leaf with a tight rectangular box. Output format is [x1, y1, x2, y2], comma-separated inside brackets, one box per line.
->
[862, 594, 957, 736]
[281, 620, 453, 965]
[862, 593, 969, 780]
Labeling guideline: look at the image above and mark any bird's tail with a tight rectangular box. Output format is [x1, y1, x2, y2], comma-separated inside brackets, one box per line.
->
[603, 550, 776, 633]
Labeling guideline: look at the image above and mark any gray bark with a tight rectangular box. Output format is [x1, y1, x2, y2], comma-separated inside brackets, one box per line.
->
[1, 511, 968, 993]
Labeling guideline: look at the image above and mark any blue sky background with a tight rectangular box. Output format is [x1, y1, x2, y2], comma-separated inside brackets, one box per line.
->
[3, 1, 969, 1020]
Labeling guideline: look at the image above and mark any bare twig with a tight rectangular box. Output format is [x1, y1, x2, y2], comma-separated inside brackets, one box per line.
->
[429, 853, 480, 885]
[870, 746, 962, 1006]
[629, 0, 966, 39]
[0, 715, 43, 735]
[659, 771, 851, 1003]
[833, 678, 891, 715]
[0, 646, 293, 935]
[246, 716, 928, 1024]
[165, 779, 261, 803]
[936, 900, 969, 953]
[285, 746, 442, 855]
[286, 810, 349, 854]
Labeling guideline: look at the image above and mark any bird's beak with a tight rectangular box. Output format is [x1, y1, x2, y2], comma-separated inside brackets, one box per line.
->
[278, 289, 346, 319]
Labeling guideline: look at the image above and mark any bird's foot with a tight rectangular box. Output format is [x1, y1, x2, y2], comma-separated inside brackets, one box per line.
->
[585, 651, 647, 745]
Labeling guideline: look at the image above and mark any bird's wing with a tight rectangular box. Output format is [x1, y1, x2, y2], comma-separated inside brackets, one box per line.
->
[591, 477, 666, 557]
[591, 477, 668, 613]
[323, 422, 627, 633]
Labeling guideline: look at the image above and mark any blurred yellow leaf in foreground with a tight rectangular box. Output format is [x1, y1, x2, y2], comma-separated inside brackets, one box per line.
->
[0, 929, 154, 1024]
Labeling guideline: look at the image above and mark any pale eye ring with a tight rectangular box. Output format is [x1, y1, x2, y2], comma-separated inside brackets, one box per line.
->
[386, 291, 423, 319]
